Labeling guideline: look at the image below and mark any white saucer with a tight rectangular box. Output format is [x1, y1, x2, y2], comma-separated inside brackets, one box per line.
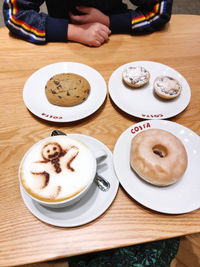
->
[20, 134, 119, 227]
[109, 61, 191, 119]
[113, 120, 200, 214]
[23, 62, 107, 122]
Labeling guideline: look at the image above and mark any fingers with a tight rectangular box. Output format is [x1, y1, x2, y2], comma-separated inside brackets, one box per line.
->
[99, 28, 111, 41]
[91, 24, 111, 46]
[98, 25, 111, 43]
[69, 6, 110, 28]
[92, 40, 101, 47]
[95, 32, 108, 44]
[91, 33, 109, 47]
[76, 6, 91, 14]
[69, 12, 85, 24]
[102, 24, 111, 35]
[69, 6, 92, 24]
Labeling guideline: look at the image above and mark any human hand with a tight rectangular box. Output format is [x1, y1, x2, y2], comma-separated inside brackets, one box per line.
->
[69, 6, 110, 27]
[68, 22, 111, 47]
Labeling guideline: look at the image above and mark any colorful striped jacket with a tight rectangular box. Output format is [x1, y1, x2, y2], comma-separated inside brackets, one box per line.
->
[3, 0, 173, 44]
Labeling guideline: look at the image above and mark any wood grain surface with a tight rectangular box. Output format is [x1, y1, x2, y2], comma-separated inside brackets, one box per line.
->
[0, 15, 200, 267]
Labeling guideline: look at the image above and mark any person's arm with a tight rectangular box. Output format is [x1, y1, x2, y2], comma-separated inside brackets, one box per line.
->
[3, 0, 69, 44]
[68, 7, 111, 47]
[68, 23, 111, 47]
[109, 0, 173, 34]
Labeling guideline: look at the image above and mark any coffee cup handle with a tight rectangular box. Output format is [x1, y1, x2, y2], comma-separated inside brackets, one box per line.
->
[93, 149, 107, 164]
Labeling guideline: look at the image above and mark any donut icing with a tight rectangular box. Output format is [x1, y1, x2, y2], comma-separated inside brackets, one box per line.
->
[130, 129, 188, 186]
[154, 75, 182, 99]
[122, 66, 150, 88]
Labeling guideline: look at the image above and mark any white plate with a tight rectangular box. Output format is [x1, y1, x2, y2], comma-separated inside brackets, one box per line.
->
[20, 134, 119, 227]
[113, 120, 200, 214]
[23, 62, 107, 122]
[109, 61, 191, 120]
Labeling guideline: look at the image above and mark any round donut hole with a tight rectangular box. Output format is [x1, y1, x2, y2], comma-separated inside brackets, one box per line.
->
[152, 145, 168, 158]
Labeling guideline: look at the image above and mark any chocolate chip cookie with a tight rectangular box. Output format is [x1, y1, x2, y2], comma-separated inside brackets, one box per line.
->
[45, 73, 90, 107]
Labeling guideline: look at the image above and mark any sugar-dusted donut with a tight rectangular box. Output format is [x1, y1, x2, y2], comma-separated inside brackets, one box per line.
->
[130, 129, 188, 186]
[122, 66, 150, 88]
[154, 75, 182, 99]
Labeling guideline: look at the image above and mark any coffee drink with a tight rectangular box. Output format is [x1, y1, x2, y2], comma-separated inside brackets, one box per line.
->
[19, 136, 96, 203]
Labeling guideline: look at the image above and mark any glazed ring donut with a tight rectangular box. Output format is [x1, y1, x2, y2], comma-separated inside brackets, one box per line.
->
[130, 129, 188, 186]
[154, 75, 182, 99]
[122, 66, 150, 88]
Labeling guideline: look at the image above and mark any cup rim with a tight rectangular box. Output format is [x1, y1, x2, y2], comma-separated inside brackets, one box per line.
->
[19, 136, 97, 206]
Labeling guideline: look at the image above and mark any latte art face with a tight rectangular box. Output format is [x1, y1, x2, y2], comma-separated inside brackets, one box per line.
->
[42, 142, 62, 161]
[20, 136, 96, 202]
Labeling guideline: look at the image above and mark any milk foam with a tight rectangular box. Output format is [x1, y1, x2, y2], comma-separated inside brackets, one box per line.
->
[20, 136, 96, 202]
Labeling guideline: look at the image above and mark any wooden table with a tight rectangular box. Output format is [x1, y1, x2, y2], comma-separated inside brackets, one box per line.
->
[0, 14, 200, 267]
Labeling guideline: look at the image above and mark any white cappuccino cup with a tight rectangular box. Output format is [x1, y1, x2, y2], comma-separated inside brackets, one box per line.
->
[19, 136, 106, 208]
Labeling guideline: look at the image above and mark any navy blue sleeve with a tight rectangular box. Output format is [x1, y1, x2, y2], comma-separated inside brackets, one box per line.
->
[3, 0, 69, 44]
[46, 16, 68, 42]
[109, 12, 131, 33]
[109, 0, 173, 35]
